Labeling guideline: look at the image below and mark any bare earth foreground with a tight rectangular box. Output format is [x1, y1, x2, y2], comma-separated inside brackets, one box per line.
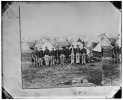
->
[22, 51, 121, 89]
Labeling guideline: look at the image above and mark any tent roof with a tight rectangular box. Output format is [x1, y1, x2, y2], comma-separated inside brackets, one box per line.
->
[21, 42, 30, 51]
[101, 38, 113, 48]
[27, 41, 37, 48]
[42, 42, 54, 51]
[71, 41, 83, 48]
[35, 41, 43, 50]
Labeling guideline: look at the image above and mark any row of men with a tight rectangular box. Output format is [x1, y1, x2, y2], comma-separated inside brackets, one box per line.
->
[32, 45, 87, 66]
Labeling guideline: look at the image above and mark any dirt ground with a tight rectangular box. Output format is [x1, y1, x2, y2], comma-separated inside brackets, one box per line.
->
[22, 51, 121, 89]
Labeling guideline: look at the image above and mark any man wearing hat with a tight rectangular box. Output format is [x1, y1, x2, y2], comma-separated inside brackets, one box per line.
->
[76, 45, 81, 64]
[38, 47, 44, 66]
[81, 46, 87, 64]
[50, 48, 55, 66]
[70, 45, 75, 64]
[32, 47, 38, 66]
[44, 47, 50, 66]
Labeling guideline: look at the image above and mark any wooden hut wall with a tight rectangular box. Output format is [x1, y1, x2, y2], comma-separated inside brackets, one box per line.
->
[93, 51, 102, 58]
[102, 46, 113, 57]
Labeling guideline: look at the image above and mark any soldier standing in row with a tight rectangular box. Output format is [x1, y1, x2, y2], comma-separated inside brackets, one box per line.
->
[76, 45, 81, 64]
[32, 47, 38, 66]
[44, 47, 50, 66]
[50, 48, 55, 66]
[65, 46, 70, 64]
[55, 47, 60, 65]
[81, 46, 87, 64]
[38, 47, 44, 66]
[60, 47, 65, 65]
[70, 45, 75, 64]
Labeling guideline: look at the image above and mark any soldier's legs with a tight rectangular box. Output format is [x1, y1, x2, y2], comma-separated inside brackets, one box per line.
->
[51, 56, 54, 65]
[71, 54, 74, 64]
[66, 56, 69, 64]
[76, 53, 80, 64]
[60, 55, 62, 64]
[39, 58, 41, 66]
[56, 59, 57, 64]
[35, 57, 37, 66]
[44, 55, 47, 66]
[71, 56, 72, 64]
[82, 60, 84, 64]
[41, 58, 43, 65]
[61, 55, 63, 64]
[34, 57, 36, 66]
[114, 54, 117, 62]
[81, 55, 83, 64]
[63, 55, 65, 64]
[50, 56, 52, 65]
[53, 56, 55, 65]
[84, 55, 86, 64]
[116, 54, 119, 62]
[70, 54, 72, 64]
[38, 58, 40, 66]
[119, 54, 121, 62]
[73, 55, 74, 64]
[47, 56, 50, 66]
[52, 56, 53, 65]
[84, 60, 85, 64]
[76, 54, 77, 63]
[36, 56, 38, 66]
[45, 61, 48, 66]
[39, 58, 43, 66]
[37, 57, 39, 66]
[34, 58, 36, 66]
[78, 54, 80, 64]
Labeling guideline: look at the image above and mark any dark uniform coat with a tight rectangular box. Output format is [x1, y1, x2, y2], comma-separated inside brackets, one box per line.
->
[75, 48, 81, 54]
[65, 48, 70, 59]
[38, 50, 44, 58]
[81, 48, 87, 55]
[55, 49, 60, 60]
[32, 50, 39, 57]
[50, 50, 55, 56]
[44, 49, 50, 55]
[60, 49, 64, 54]
[70, 48, 76, 55]
[32, 50, 38, 62]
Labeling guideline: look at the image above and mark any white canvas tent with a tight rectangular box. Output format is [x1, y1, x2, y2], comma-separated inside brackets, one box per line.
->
[93, 35, 113, 52]
[93, 42, 101, 52]
[85, 47, 90, 55]
[42, 42, 54, 51]
[21, 41, 31, 52]
[35, 41, 43, 50]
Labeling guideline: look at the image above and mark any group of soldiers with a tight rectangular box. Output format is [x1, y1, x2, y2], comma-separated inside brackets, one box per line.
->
[32, 45, 87, 66]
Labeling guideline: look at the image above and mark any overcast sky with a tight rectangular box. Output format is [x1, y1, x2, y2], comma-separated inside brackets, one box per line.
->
[20, 2, 121, 40]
